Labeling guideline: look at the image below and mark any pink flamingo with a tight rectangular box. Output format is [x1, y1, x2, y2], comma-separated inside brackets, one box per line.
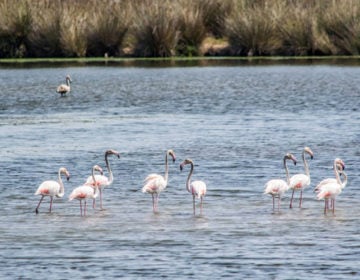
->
[142, 149, 176, 213]
[56, 75, 72, 96]
[69, 165, 103, 216]
[34, 167, 70, 214]
[180, 158, 207, 215]
[289, 147, 314, 208]
[315, 158, 346, 214]
[85, 149, 120, 210]
[264, 153, 297, 211]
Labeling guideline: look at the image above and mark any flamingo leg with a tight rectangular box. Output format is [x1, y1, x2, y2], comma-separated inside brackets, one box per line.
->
[151, 194, 155, 212]
[80, 200, 83, 216]
[332, 199, 335, 214]
[272, 195, 275, 211]
[278, 197, 281, 211]
[289, 189, 295, 208]
[93, 198, 96, 209]
[193, 195, 196, 215]
[35, 195, 45, 214]
[155, 193, 159, 212]
[84, 200, 87, 216]
[299, 190, 303, 208]
[49, 196, 54, 213]
[99, 188, 103, 210]
[200, 197, 203, 215]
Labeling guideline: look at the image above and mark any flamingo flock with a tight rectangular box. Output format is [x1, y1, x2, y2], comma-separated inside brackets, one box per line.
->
[264, 146, 348, 214]
[34, 146, 348, 217]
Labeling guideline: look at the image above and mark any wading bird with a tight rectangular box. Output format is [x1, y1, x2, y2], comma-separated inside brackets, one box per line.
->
[180, 158, 207, 215]
[85, 149, 120, 210]
[289, 147, 314, 208]
[142, 149, 176, 213]
[34, 167, 70, 214]
[264, 153, 297, 211]
[56, 75, 72, 96]
[315, 158, 346, 214]
[69, 165, 103, 216]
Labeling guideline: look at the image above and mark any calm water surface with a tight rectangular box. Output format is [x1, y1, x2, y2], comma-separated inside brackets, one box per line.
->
[0, 61, 359, 279]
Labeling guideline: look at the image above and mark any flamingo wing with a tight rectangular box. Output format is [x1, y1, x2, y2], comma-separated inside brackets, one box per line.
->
[264, 179, 289, 196]
[69, 185, 95, 201]
[289, 174, 310, 190]
[142, 174, 166, 193]
[190, 181, 207, 199]
[35, 180, 60, 196]
[85, 174, 109, 187]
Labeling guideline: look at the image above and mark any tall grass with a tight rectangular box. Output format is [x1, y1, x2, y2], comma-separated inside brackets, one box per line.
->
[1, 0, 360, 58]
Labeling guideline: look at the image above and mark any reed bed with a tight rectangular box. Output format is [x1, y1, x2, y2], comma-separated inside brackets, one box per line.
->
[0, 0, 359, 58]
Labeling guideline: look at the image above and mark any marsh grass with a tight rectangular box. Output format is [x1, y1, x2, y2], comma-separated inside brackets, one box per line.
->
[1, 0, 360, 58]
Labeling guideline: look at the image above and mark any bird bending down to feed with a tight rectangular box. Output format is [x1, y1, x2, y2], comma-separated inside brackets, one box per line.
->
[289, 147, 314, 208]
[315, 158, 346, 214]
[142, 149, 176, 213]
[264, 153, 297, 211]
[180, 158, 207, 215]
[85, 149, 120, 210]
[69, 165, 103, 216]
[34, 167, 70, 214]
[56, 75, 72, 96]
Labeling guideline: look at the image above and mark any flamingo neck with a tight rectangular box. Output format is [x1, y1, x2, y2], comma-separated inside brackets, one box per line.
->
[164, 152, 169, 183]
[333, 160, 341, 185]
[284, 158, 291, 185]
[186, 163, 194, 193]
[66, 78, 70, 87]
[91, 167, 97, 195]
[57, 170, 65, 198]
[303, 151, 310, 177]
[105, 154, 114, 185]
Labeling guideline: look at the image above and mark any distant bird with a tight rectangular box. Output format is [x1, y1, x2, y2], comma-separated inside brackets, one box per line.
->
[34, 167, 70, 214]
[315, 158, 346, 214]
[180, 158, 207, 215]
[85, 149, 120, 210]
[289, 147, 314, 208]
[56, 75, 72, 96]
[264, 153, 297, 211]
[142, 149, 176, 213]
[69, 165, 103, 216]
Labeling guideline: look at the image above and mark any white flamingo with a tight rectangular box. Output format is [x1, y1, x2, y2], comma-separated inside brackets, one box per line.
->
[264, 153, 297, 211]
[34, 167, 70, 214]
[315, 158, 346, 214]
[289, 147, 314, 208]
[180, 158, 207, 215]
[69, 165, 103, 216]
[142, 149, 176, 213]
[85, 149, 120, 210]
[56, 75, 72, 96]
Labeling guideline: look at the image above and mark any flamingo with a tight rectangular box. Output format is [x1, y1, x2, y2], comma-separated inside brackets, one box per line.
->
[315, 158, 346, 214]
[34, 167, 70, 214]
[264, 153, 297, 211]
[56, 75, 72, 96]
[289, 147, 314, 208]
[142, 149, 176, 213]
[69, 165, 103, 216]
[85, 149, 120, 210]
[180, 158, 207, 215]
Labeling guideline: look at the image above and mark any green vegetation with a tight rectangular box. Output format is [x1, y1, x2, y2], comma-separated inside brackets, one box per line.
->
[1, 0, 360, 58]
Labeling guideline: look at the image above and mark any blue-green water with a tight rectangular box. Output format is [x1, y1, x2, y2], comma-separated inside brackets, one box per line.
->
[1, 62, 359, 279]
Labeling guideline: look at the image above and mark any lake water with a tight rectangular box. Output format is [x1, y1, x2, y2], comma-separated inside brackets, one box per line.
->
[0, 60, 359, 279]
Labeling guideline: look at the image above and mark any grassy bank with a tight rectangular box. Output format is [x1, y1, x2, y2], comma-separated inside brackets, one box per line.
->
[1, 0, 360, 58]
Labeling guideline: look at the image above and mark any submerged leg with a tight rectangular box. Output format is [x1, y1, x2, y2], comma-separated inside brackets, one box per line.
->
[289, 189, 295, 208]
[80, 200, 83, 216]
[193, 196, 196, 215]
[35, 196, 45, 214]
[49, 196, 54, 213]
[299, 190, 303, 208]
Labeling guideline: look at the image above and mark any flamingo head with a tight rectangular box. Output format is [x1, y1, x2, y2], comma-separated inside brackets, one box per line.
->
[335, 158, 345, 171]
[93, 165, 104, 176]
[304, 146, 314, 160]
[180, 158, 193, 171]
[284, 153, 297, 165]
[60, 167, 70, 181]
[105, 149, 120, 159]
[167, 149, 176, 163]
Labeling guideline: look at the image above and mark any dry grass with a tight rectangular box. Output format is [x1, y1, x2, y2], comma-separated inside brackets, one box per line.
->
[1, 0, 360, 58]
